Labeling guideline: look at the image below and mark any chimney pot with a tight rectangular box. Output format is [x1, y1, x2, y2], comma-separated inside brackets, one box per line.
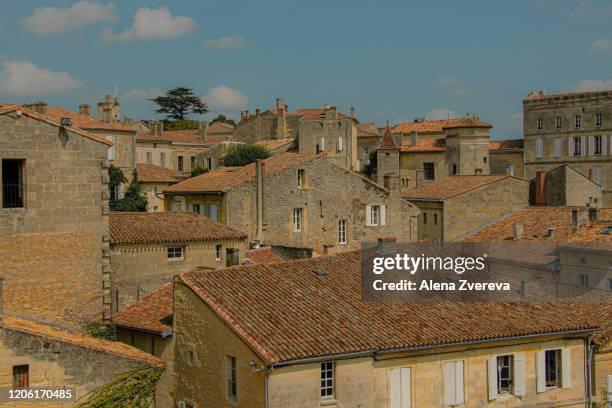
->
[79, 104, 91, 116]
[377, 237, 397, 254]
[535, 171, 546, 205]
[25, 102, 48, 115]
[350, 107, 356, 118]
[256, 108, 260, 116]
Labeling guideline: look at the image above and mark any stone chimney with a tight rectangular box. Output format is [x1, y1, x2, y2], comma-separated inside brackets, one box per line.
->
[350, 107, 356, 119]
[149, 121, 164, 136]
[256, 108, 261, 116]
[25, 102, 48, 115]
[79, 104, 91, 116]
[513, 223, 524, 240]
[325, 106, 338, 120]
[255, 159, 264, 241]
[276, 98, 288, 138]
[97, 95, 113, 123]
[0, 277, 4, 328]
[377, 237, 397, 255]
[112, 95, 121, 122]
[199, 122, 209, 143]
[535, 171, 546, 205]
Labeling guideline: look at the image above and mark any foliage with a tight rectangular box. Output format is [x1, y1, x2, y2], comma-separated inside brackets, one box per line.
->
[111, 169, 148, 212]
[222, 144, 270, 167]
[84, 323, 116, 341]
[108, 165, 126, 195]
[364, 150, 377, 177]
[191, 166, 207, 177]
[75, 366, 164, 408]
[211, 114, 236, 126]
[161, 119, 199, 131]
[151, 87, 208, 120]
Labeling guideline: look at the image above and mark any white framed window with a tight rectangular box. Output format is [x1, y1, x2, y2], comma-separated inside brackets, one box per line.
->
[338, 219, 346, 245]
[596, 112, 602, 128]
[178, 155, 184, 172]
[488, 354, 526, 400]
[106, 136, 116, 161]
[572, 136, 583, 156]
[536, 348, 570, 392]
[537, 116, 543, 131]
[321, 362, 334, 399]
[535, 138, 543, 158]
[366, 205, 385, 226]
[209, 204, 219, 221]
[227, 356, 237, 401]
[444, 361, 464, 406]
[593, 135, 603, 155]
[146, 151, 153, 164]
[555, 116, 562, 129]
[167, 246, 183, 260]
[553, 138, 562, 157]
[579, 273, 591, 287]
[297, 169, 305, 189]
[215, 244, 222, 261]
[389, 367, 411, 408]
[160, 152, 166, 167]
[575, 115, 581, 129]
[293, 208, 303, 232]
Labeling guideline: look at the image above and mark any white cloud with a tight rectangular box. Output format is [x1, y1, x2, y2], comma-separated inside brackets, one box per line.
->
[574, 1, 612, 17]
[572, 79, 612, 92]
[0, 61, 80, 96]
[203, 35, 248, 49]
[123, 88, 163, 100]
[204, 85, 249, 111]
[590, 37, 612, 56]
[435, 76, 471, 96]
[21, 1, 117, 36]
[101, 6, 196, 42]
[425, 107, 459, 120]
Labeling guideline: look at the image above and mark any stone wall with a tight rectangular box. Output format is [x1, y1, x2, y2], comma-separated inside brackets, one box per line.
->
[399, 151, 448, 190]
[298, 119, 358, 170]
[540, 165, 602, 206]
[445, 128, 491, 176]
[490, 150, 524, 177]
[0, 113, 110, 327]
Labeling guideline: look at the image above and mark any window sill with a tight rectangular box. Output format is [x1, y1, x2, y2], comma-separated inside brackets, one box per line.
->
[168, 258, 184, 262]
[321, 399, 337, 406]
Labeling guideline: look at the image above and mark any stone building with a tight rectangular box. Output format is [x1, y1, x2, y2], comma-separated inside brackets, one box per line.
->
[136, 163, 181, 212]
[530, 164, 602, 207]
[109, 211, 247, 311]
[0, 279, 163, 405]
[234, 99, 360, 171]
[488, 138, 524, 177]
[402, 174, 530, 242]
[523, 89, 612, 206]
[356, 122, 381, 172]
[0, 105, 113, 327]
[172, 247, 610, 408]
[164, 153, 419, 254]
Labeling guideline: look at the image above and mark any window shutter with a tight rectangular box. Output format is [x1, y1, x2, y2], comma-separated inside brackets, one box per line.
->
[568, 138, 574, 156]
[365, 205, 372, 226]
[320, 137, 326, 152]
[536, 139, 543, 158]
[602, 135, 607, 155]
[554, 138, 561, 157]
[337, 136, 343, 151]
[607, 375, 612, 402]
[443, 362, 457, 405]
[400, 368, 411, 408]
[454, 361, 464, 405]
[561, 348, 571, 389]
[581, 136, 586, 156]
[187, 204, 193, 212]
[514, 354, 526, 396]
[389, 368, 411, 408]
[380, 205, 386, 226]
[589, 136, 595, 156]
[536, 351, 546, 393]
[593, 167, 602, 185]
[487, 357, 498, 400]
[106, 135, 116, 160]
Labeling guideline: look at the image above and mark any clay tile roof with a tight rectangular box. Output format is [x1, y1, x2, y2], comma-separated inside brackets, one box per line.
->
[179, 251, 608, 365]
[489, 139, 524, 151]
[136, 164, 180, 183]
[400, 138, 447, 152]
[109, 212, 247, 245]
[208, 121, 234, 133]
[466, 207, 612, 242]
[379, 125, 399, 150]
[164, 152, 320, 193]
[255, 138, 294, 151]
[290, 108, 354, 121]
[401, 175, 515, 200]
[112, 283, 173, 336]
[357, 123, 380, 138]
[46, 107, 133, 132]
[3, 315, 163, 366]
[392, 118, 471, 134]
[136, 129, 226, 145]
[441, 117, 493, 129]
[568, 221, 612, 244]
[244, 247, 286, 264]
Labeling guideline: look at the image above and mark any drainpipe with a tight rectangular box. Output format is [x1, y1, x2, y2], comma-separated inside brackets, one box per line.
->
[256, 159, 264, 242]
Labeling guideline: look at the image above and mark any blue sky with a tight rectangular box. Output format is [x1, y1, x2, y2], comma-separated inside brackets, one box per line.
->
[0, 0, 611, 139]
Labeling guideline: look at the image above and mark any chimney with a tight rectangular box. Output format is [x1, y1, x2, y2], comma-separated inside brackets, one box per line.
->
[588, 169, 593, 181]
[325, 106, 338, 120]
[255, 159, 264, 241]
[97, 95, 113, 123]
[149, 121, 164, 136]
[377, 237, 397, 255]
[513, 223, 524, 240]
[79, 104, 91, 116]
[350, 107, 356, 119]
[0, 277, 4, 328]
[324, 103, 331, 110]
[199, 122, 209, 143]
[25, 102, 48, 115]
[535, 171, 546, 205]
[275, 98, 285, 111]
[256, 108, 260, 116]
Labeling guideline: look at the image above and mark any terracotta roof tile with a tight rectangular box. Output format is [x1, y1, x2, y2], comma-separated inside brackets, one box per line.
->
[357, 123, 380, 138]
[379, 125, 399, 150]
[244, 247, 286, 264]
[109, 212, 247, 245]
[136, 164, 180, 183]
[400, 138, 447, 152]
[4, 315, 163, 366]
[489, 139, 524, 151]
[393, 118, 469, 134]
[164, 153, 320, 193]
[441, 117, 492, 129]
[112, 283, 173, 335]
[46, 107, 133, 132]
[136, 129, 206, 145]
[255, 138, 294, 151]
[290, 108, 354, 121]
[179, 251, 609, 365]
[209, 121, 234, 133]
[401, 175, 515, 200]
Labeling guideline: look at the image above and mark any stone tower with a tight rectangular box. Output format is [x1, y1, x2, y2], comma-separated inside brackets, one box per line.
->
[96, 95, 121, 123]
[377, 124, 400, 188]
[444, 117, 492, 176]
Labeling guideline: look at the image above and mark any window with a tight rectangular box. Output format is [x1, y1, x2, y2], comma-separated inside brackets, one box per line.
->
[226, 248, 239, 267]
[227, 356, 237, 401]
[317, 137, 326, 153]
[434, 213, 438, 225]
[338, 219, 346, 244]
[452, 164, 457, 175]
[293, 208, 303, 232]
[178, 156, 184, 172]
[187, 350, 195, 365]
[423, 212, 427, 225]
[444, 361, 464, 405]
[537, 116, 543, 131]
[579, 274, 591, 287]
[423, 162, 435, 180]
[555, 116, 562, 129]
[366, 205, 385, 226]
[336, 136, 343, 151]
[506, 165, 515, 176]
[150, 186, 157, 198]
[388, 368, 411, 408]
[215, 244, 222, 261]
[192, 204, 201, 215]
[190, 156, 196, 171]
[297, 169, 305, 189]
[596, 112, 602, 128]
[167, 247, 183, 260]
[371, 205, 379, 225]
[575, 115, 581, 129]
[544, 349, 561, 388]
[608, 278, 612, 290]
[2, 159, 25, 208]
[207, 157, 213, 170]
[553, 138, 562, 157]
[13, 365, 29, 388]
[153, 206, 159, 212]
[573, 136, 582, 156]
[483, 156, 487, 163]
[146, 151, 153, 164]
[160, 152, 166, 168]
[593, 135, 603, 155]
[535, 138, 543, 158]
[209, 204, 218, 221]
[496, 355, 513, 394]
[106, 135, 116, 160]
[321, 362, 334, 399]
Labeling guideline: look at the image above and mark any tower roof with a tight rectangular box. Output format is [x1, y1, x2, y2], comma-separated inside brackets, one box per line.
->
[379, 124, 399, 150]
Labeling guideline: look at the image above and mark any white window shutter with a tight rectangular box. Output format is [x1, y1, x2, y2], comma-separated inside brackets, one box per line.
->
[593, 167, 602, 185]
[581, 136, 586, 156]
[380, 205, 386, 226]
[106, 135, 116, 160]
[400, 368, 411, 408]
[389, 368, 411, 408]
[568, 138, 574, 156]
[365, 205, 372, 226]
[337, 136, 343, 151]
[561, 348, 571, 389]
[602, 135, 607, 155]
[607, 375, 612, 402]
[514, 354, 526, 396]
[487, 357, 498, 400]
[454, 361, 464, 405]
[536, 351, 546, 393]
[320, 137, 326, 152]
[589, 136, 595, 156]
[443, 362, 457, 405]
[554, 138, 561, 157]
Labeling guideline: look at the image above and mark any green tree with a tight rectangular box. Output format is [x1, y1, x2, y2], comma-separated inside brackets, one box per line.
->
[222, 144, 270, 167]
[111, 169, 148, 212]
[161, 119, 199, 131]
[151, 87, 208, 120]
[211, 114, 236, 126]
[108, 165, 126, 204]
[191, 166, 207, 177]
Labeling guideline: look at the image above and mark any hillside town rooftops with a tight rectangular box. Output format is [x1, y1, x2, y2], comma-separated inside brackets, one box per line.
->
[46, 107, 133, 132]
[109, 212, 247, 245]
[357, 123, 380, 138]
[136, 164, 181, 183]
[112, 283, 173, 336]
[379, 125, 398, 150]
[255, 138, 294, 151]
[400, 138, 447, 152]
[401, 175, 516, 201]
[489, 138, 524, 151]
